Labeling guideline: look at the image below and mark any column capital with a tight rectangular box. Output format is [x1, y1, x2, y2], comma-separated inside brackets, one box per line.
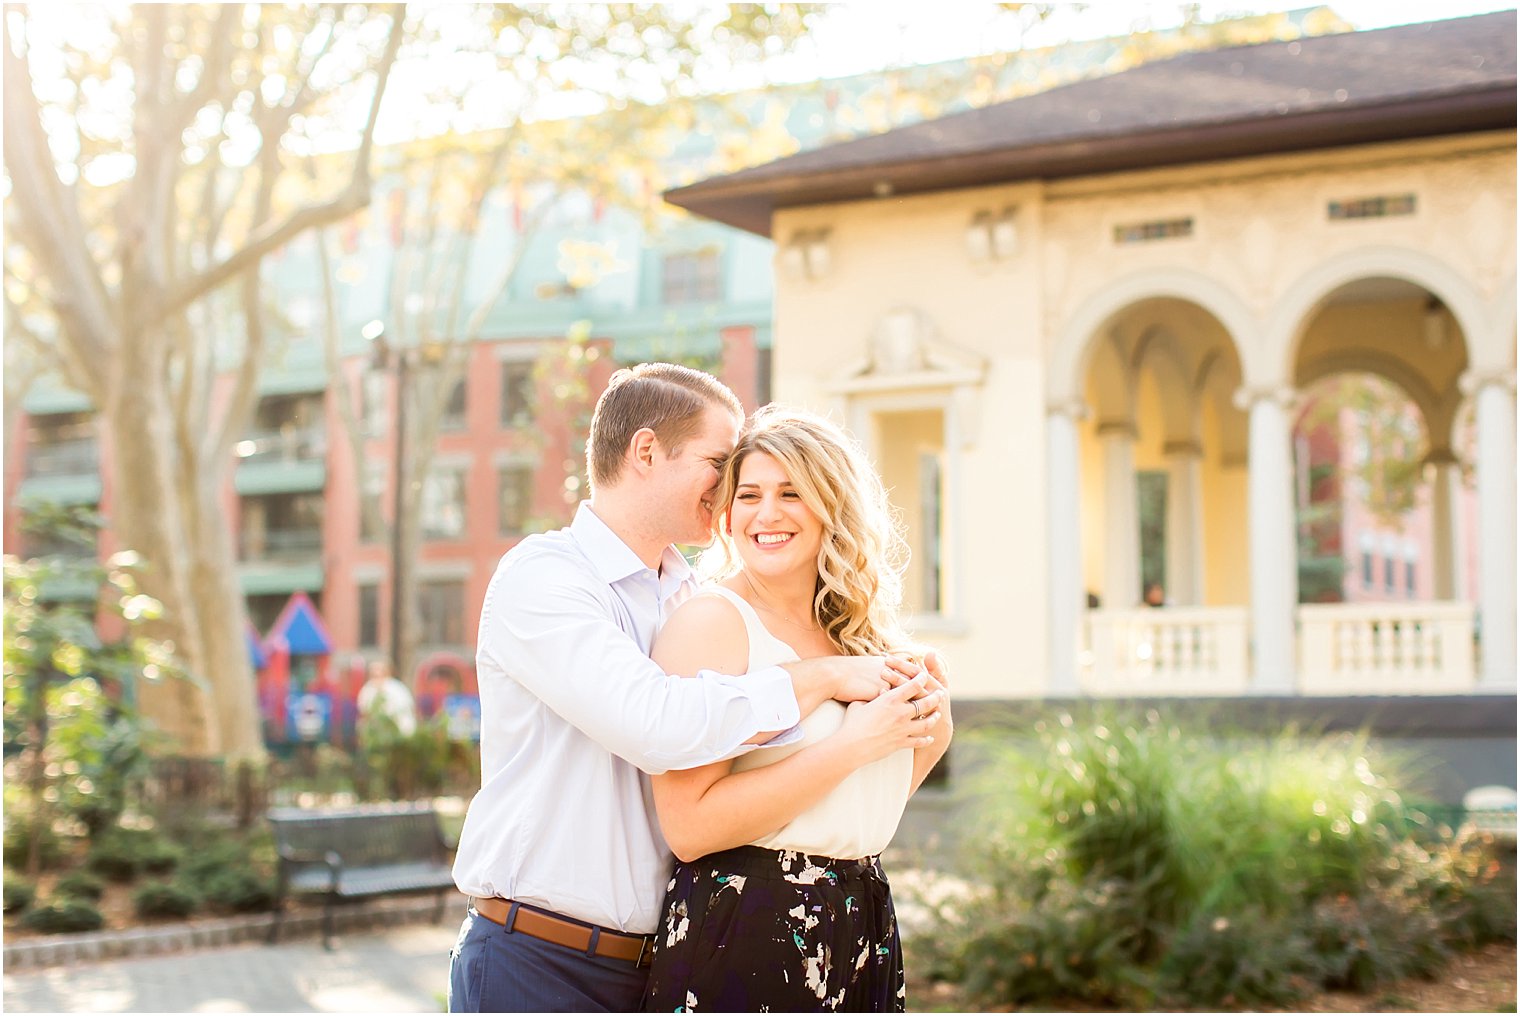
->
[1422, 446, 1461, 468]
[1046, 398, 1090, 421]
[1231, 385, 1299, 413]
[1163, 439, 1204, 459]
[1459, 368, 1517, 398]
[1095, 419, 1137, 439]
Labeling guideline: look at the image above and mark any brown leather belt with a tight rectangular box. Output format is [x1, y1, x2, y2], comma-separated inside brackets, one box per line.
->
[470, 897, 653, 967]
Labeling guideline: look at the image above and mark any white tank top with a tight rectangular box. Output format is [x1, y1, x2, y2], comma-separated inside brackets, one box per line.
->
[701, 585, 914, 860]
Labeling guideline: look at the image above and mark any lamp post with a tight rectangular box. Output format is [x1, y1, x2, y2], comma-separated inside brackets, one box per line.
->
[364, 320, 409, 678]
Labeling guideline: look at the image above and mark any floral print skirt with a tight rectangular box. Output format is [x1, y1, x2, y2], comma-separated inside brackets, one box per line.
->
[641, 845, 905, 1013]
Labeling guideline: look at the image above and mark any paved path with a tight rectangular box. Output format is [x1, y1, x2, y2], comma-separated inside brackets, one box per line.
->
[3, 922, 461, 1013]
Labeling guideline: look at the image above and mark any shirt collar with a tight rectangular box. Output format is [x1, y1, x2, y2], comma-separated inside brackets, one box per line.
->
[572, 502, 692, 587]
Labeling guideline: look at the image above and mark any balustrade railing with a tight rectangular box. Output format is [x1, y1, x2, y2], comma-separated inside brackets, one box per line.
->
[236, 426, 326, 464]
[240, 527, 323, 562]
[25, 437, 99, 478]
[1298, 601, 1475, 694]
[1083, 607, 1250, 696]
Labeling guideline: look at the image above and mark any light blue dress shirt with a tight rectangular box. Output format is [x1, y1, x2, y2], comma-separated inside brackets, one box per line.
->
[452, 502, 800, 933]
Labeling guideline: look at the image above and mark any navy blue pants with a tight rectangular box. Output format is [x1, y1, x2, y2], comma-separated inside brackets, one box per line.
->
[448, 906, 650, 1013]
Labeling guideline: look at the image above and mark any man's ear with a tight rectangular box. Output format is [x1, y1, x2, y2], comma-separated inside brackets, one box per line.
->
[628, 427, 660, 474]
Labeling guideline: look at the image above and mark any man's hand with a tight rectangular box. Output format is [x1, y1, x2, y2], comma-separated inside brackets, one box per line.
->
[780, 654, 921, 722]
[834, 653, 922, 702]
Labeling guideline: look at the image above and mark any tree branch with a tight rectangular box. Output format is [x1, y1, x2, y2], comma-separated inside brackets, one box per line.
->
[318, 227, 389, 544]
[151, 4, 406, 323]
[1, 15, 115, 384]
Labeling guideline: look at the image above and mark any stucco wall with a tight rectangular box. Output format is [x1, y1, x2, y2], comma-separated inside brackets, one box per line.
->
[769, 131, 1515, 699]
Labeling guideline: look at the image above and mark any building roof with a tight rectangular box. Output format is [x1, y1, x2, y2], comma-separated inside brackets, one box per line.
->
[666, 11, 1518, 236]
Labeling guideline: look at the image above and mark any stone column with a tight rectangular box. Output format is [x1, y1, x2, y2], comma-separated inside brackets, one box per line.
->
[1045, 402, 1086, 696]
[1424, 448, 1460, 601]
[1098, 421, 1141, 609]
[1463, 370, 1517, 689]
[1164, 440, 1205, 605]
[1236, 387, 1299, 693]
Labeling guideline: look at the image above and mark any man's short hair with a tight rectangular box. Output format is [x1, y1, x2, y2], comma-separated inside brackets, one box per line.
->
[587, 363, 743, 488]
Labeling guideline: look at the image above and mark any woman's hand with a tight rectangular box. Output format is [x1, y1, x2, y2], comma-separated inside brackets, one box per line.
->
[836, 672, 943, 767]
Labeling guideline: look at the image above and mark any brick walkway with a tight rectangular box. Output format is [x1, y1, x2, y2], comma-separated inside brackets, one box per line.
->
[3, 920, 461, 1013]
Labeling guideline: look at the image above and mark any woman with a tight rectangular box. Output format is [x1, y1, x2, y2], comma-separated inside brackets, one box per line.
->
[641, 406, 952, 1013]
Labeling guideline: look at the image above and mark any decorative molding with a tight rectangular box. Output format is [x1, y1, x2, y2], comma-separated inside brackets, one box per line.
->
[1045, 398, 1090, 420]
[1095, 419, 1138, 439]
[1231, 385, 1298, 412]
[825, 307, 988, 396]
[1163, 440, 1205, 458]
[1459, 368, 1518, 397]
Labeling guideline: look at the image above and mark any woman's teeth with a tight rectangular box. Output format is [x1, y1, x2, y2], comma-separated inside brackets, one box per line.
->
[756, 533, 792, 545]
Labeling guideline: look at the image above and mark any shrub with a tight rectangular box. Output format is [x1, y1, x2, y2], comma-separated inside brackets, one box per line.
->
[934, 867, 1155, 1010]
[201, 868, 275, 914]
[3, 871, 37, 914]
[3, 810, 65, 871]
[54, 870, 106, 901]
[1297, 890, 1449, 992]
[132, 881, 198, 919]
[1403, 833, 1518, 948]
[932, 710, 1485, 1008]
[22, 897, 104, 933]
[88, 827, 180, 882]
[1155, 907, 1315, 1008]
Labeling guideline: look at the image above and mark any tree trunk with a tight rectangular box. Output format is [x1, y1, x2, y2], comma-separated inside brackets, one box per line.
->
[187, 477, 265, 760]
[103, 342, 216, 756]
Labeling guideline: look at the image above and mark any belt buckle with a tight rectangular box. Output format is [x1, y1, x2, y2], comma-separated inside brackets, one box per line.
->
[636, 934, 653, 967]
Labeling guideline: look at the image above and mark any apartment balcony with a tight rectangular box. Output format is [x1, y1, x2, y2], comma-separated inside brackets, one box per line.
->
[1082, 602, 1481, 697]
[237, 527, 323, 597]
[19, 438, 103, 506]
[234, 426, 327, 495]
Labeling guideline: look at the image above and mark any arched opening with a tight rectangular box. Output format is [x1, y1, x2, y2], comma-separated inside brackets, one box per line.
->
[1289, 277, 1479, 693]
[1078, 297, 1247, 610]
[1075, 296, 1251, 694]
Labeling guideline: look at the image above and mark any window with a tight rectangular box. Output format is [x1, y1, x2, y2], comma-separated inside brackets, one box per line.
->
[421, 464, 468, 540]
[358, 584, 379, 649]
[499, 464, 534, 536]
[419, 580, 465, 645]
[440, 379, 468, 431]
[873, 409, 946, 617]
[919, 453, 943, 613]
[661, 250, 722, 304]
[757, 347, 774, 407]
[1113, 218, 1193, 244]
[1361, 552, 1374, 588]
[501, 362, 535, 429]
[1328, 194, 1416, 220]
[1405, 560, 1416, 597]
[1384, 555, 1397, 593]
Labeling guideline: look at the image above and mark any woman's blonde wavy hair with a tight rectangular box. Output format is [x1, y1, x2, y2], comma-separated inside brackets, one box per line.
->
[701, 406, 912, 658]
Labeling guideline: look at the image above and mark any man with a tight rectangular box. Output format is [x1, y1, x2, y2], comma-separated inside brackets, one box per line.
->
[449, 363, 941, 1012]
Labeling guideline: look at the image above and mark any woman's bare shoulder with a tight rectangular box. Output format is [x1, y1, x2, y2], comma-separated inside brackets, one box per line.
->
[653, 588, 751, 676]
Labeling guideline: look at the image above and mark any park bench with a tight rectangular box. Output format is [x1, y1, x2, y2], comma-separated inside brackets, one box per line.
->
[267, 803, 459, 949]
